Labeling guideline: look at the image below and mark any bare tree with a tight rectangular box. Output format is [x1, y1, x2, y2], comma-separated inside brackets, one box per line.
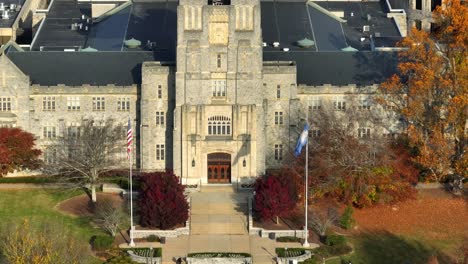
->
[94, 196, 128, 237]
[308, 207, 339, 237]
[47, 118, 126, 203]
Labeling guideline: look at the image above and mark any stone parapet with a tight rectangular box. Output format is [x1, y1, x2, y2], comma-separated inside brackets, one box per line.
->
[276, 250, 312, 264]
[127, 250, 162, 264]
[248, 197, 308, 239]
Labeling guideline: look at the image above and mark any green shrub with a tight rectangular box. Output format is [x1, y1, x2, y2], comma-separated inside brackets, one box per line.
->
[105, 255, 138, 264]
[339, 206, 355, 229]
[0, 176, 58, 184]
[276, 236, 302, 243]
[91, 235, 114, 251]
[145, 235, 159, 242]
[325, 234, 347, 247]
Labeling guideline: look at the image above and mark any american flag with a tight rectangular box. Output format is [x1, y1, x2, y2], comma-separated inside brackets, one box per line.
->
[127, 118, 133, 160]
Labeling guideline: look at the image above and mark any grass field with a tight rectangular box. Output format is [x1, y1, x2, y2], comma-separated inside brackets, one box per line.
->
[0, 188, 106, 263]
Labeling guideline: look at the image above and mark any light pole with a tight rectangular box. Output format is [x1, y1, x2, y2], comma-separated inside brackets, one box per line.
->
[303, 105, 310, 248]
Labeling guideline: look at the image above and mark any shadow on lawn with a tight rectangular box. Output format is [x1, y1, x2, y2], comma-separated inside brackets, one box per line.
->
[351, 230, 455, 264]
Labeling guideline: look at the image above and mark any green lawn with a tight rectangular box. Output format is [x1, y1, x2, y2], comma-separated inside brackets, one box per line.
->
[325, 231, 463, 264]
[0, 188, 106, 263]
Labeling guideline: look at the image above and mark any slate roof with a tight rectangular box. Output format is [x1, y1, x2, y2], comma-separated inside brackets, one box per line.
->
[0, 0, 25, 28]
[7, 51, 158, 86]
[263, 51, 398, 86]
[31, 0, 177, 60]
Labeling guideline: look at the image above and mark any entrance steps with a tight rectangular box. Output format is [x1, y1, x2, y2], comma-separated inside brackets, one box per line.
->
[190, 187, 250, 235]
[200, 185, 236, 193]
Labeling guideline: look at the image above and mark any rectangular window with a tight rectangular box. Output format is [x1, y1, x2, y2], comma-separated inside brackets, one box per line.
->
[358, 98, 372, 111]
[212, 80, 226, 97]
[44, 149, 57, 164]
[217, 54, 222, 68]
[92, 97, 105, 111]
[0, 97, 11, 111]
[310, 97, 322, 110]
[157, 85, 162, 99]
[156, 144, 165, 161]
[311, 128, 321, 138]
[117, 97, 130, 111]
[384, 104, 397, 111]
[333, 97, 346, 111]
[43, 126, 57, 139]
[274, 112, 283, 125]
[67, 96, 80, 111]
[358, 127, 371, 138]
[42, 96, 56, 111]
[156, 111, 165, 125]
[274, 144, 283, 160]
[67, 122, 80, 138]
[276, 85, 281, 99]
[0, 121, 15, 128]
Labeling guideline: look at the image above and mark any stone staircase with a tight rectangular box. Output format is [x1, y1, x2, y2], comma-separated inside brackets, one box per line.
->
[190, 186, 249, 235]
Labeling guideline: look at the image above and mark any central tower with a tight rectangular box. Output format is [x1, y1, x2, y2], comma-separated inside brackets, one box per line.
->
[174, 0, 264, 185]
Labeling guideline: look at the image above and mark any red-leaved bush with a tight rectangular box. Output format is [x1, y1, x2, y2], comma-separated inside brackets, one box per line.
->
[0, 128, 42, 176]
[139, 170, 189, 229]
[254, 175, 295, 224]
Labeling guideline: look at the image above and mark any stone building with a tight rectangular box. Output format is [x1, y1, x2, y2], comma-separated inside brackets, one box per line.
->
[1, 0, 403, 185]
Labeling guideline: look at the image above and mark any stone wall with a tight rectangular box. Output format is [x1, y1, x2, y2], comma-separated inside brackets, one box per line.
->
[248, 197, 307, 239]
[276, 250, 312, 264]
[127, 250, 162, 264]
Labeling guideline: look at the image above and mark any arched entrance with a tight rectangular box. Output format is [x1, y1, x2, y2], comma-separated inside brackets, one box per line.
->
[207, 153, 231, 183]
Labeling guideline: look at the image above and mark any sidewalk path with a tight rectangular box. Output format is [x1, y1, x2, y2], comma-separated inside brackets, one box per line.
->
[120, 186, 316, 263]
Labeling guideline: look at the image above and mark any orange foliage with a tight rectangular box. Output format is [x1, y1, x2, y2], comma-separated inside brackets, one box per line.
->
[379, 0, 468, 182]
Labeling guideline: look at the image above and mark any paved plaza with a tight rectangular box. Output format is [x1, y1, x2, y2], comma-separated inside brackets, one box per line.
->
[121, 186, 305, 263]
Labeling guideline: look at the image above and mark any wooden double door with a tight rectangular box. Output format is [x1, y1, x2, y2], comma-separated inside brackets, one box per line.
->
[207, 153, 231, 183]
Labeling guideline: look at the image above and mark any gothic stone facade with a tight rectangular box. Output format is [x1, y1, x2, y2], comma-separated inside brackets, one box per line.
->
[0, 0, 399, 184]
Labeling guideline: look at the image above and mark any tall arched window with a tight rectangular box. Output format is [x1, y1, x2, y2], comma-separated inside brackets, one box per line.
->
[208, 116, 231, 136]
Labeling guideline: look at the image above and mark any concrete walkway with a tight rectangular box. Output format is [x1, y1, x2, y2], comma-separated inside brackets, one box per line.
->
[121, 186, 308, 263]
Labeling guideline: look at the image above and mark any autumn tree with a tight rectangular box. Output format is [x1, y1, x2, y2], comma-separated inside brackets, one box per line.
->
[0, 219, 89, 264]
[301, 103, 418, 207]
[47, 118, 126, 203]
[139, 170, 189, 230]
[254, 175, 296, 224]
[0, 127, 41, 176]
[378, 0, 468, 182]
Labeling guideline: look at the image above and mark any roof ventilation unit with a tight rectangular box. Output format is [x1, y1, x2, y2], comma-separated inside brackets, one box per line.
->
[2, 10, 9, 19]
[283, 48, 290, 52]
[9, 3, 15, 10]
[0, 3, 4, 11]
[273, 42, 280, 48]
[262, 42, 267, 47]
[363, 25, 370, 32]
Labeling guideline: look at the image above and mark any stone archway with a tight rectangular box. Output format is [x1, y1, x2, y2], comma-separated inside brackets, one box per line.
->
[207, 152, 231, 183]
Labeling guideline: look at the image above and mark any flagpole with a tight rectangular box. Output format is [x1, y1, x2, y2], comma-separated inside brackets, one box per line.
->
[129, 120, 135, 247]
[303, 106, 310, 248]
